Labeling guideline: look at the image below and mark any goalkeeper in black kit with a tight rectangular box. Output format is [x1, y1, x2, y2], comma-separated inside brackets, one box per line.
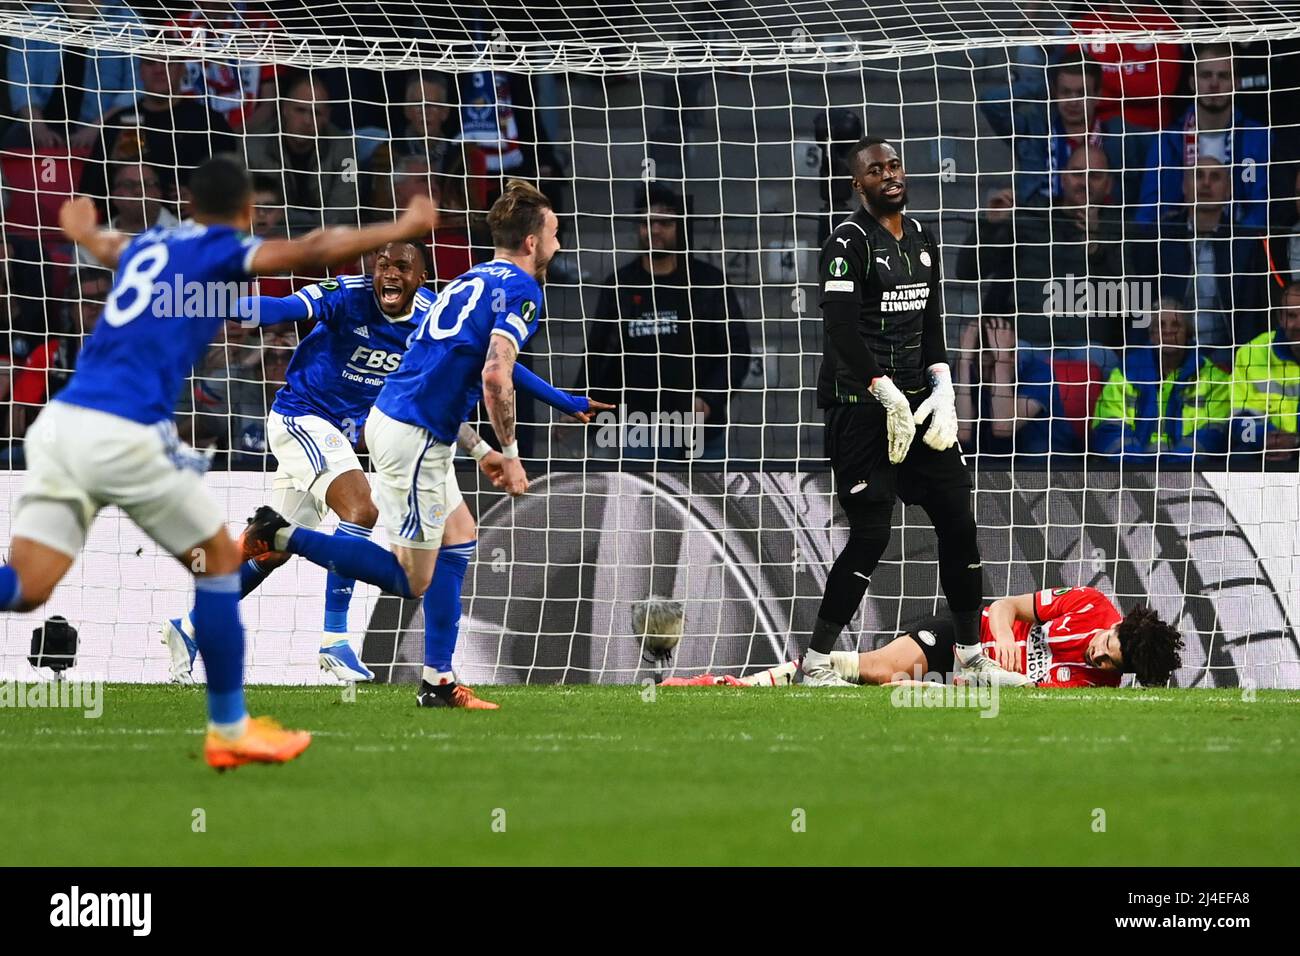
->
[802, 136, 1022, 687]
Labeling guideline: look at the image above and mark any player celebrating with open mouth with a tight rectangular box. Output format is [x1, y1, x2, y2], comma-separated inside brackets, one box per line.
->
[162, 239, 602, 684]
[238, 180, 585, 710]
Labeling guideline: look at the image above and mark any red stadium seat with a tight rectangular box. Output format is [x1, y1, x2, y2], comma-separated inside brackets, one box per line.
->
[1051, 358, 1104, 444]
[0, 148, 90, 243]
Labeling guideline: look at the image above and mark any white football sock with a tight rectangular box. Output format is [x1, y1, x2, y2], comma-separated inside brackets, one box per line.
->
[802, 648, 831, 671]
[423, 666, 455, 686]
[829, 651, 861, 683]
[273, 527, 293, 551]
[955, 643, 983, 666]
[209, 715, 249, 741]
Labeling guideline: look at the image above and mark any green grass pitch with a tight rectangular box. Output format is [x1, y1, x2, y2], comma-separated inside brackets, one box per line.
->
[1, 684, 1296, 866]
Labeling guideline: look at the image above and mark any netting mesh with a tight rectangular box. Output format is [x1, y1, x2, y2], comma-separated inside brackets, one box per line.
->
[1, 1, 1299, 687]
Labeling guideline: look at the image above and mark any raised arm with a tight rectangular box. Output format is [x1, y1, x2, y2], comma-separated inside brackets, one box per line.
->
[59, 197, 130, 269]
[249, 195, 437, 276]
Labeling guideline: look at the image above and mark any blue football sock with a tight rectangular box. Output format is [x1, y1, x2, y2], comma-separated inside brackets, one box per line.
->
[192, 573, 247, 726]
[240, 557, 275, 599]
[286, 526, 414, 598]
[324, 521, 372, 634]
[0, 565, 24, 611]
[423, 541, 475, 672]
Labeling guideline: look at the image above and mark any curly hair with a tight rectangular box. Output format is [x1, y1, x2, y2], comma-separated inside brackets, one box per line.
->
[487, 179, 552, 252]
[1116, 605, 1184, 686]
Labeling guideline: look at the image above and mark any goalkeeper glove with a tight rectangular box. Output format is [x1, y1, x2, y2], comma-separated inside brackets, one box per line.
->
[913, 363, 959, 452]
[868, 374, 916, 464]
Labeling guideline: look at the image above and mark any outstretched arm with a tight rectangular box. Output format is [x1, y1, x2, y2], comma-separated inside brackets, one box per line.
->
[513, 362, 614, 422]
[249, 195, 437, 275]
[234, 292, 312, 327]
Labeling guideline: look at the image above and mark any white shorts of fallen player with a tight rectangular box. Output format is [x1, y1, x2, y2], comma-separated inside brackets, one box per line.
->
[363, 406, 463, 551]
[265, 410, 366, 530]
[12, 401, 223, 558]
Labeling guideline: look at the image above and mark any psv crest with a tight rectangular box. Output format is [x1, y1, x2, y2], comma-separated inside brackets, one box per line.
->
[829, 257, 849, 277]
[919, 250, 932, 267]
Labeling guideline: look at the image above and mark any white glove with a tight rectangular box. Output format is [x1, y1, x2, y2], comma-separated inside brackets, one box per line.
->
[912, 363, 959, 451]
[868, 374, 916, 464]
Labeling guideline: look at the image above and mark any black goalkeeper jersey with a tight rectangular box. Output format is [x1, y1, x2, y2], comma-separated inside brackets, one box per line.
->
[816, 206, 947, 407]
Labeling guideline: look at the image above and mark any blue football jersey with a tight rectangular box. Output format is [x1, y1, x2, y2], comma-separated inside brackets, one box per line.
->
[57, 221, 261, 425]
[375, 259, 542, 443]
[271, 275, 430, 441]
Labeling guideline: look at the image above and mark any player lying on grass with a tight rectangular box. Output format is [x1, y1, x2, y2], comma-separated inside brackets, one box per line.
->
[162, 240, 607, 684]
[666, 586, 1185, 689]
[239, 179, 566, 710]
[0, 155, 436, 769]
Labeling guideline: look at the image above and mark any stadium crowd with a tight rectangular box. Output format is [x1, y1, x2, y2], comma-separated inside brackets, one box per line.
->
[0, 1, 1297, 468]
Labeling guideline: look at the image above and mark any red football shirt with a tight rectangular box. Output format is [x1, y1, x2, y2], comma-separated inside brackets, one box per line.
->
[980, 586, 1124, 687]
[1070, 8, 1184, 129]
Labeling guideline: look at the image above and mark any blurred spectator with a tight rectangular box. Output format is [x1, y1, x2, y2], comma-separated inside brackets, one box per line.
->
[1276, 165, 1300, 284]
[574, 183, 751, 460]
[1230, 281, 1300, 461]
[1010, 51, 1155, 209]
[457, 70, 563, 217]
[249, 176, 296, 297]
[3, 0, 140, 153]
[176, 322, 264, 453]
[368, 73, 463, 180]
[957, 146, 1127, 372]
[9, 267, 109, 441]
[89, 57, 238, 203]
[1138, 156, 1271, 359]
[244, 73, 360, 235]
[1091, 299, 1232, 461]
[1138, 43, 1270, 229]
[104, 163, 178, 233]
[227, 329, 296, 470]
[1068, 1, 1183, 130]
[171, 0, 281, 131]
[814, 109, 863, 248]
[0, 239, 35, 366]
[955, 314, 1083, 460]
[251, 175, 287, 239]
[977, 1, 1073, 140]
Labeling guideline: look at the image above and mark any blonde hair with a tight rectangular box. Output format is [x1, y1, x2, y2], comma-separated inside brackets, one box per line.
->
[487, 179, 552, 251]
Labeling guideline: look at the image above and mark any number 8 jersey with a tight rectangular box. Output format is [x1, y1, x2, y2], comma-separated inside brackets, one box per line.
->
[374, 258, 542, 443]
[57, 221, 262, 424]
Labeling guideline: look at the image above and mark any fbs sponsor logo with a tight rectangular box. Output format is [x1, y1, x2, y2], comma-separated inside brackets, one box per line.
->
[50, 886, 151, 936]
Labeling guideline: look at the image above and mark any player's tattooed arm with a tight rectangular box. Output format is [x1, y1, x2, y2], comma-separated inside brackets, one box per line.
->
[58, 197, 130, 268]
[481, 333, 519, 446]
[456, 422, 486, 454]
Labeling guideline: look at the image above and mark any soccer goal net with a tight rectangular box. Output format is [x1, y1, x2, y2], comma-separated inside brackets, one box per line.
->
[1, 1, 1299, 688]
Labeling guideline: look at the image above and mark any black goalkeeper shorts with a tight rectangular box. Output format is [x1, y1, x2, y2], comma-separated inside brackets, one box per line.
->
[824, 400, 971, 511]
[900, 614, 957, 676]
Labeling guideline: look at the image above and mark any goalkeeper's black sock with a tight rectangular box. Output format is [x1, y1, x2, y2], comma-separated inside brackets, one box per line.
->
[814, 525, 891, 652]
[808, 616, 847, 656]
